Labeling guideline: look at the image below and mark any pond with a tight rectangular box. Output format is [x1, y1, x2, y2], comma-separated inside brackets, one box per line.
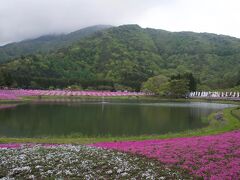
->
[0, 100, 235, 137]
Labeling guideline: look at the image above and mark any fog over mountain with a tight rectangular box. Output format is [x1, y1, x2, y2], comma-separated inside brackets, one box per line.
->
[1, 0, 240, 46]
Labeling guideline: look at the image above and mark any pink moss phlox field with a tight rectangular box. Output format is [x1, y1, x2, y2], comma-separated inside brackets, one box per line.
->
[0, 89, 149, 100]
[0, 143, 21, 149]
[0, 143, 58, 149]
[92, 131, 240, 179]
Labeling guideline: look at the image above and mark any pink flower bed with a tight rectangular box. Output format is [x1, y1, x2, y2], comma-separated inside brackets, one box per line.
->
[0, 143, 21, 149]
[0, 89, 147, 100]
[92, 131, 240, 179]
[0, 90, 37, 100]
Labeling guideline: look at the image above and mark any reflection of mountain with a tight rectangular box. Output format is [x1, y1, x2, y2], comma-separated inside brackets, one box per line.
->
[0, 102, 225, 137]
[140, 106, 205, 134]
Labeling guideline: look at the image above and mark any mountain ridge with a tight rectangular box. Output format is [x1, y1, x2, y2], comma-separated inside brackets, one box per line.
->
[0, 24, 239, 90]
[0, 25, 113, 63]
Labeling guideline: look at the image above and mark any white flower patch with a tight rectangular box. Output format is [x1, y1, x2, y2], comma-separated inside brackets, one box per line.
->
[0, 145, 191, 179]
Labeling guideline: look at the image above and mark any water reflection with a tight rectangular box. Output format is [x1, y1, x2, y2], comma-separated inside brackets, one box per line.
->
[0, 101, 235, 137]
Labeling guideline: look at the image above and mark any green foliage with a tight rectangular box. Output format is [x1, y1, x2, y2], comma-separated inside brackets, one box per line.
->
[114, 84, 133, 91]
[169, 79, 189, 98]
[0, 71, 13, 87]
[171, 72, 197, 91]
[197, 84, 212, 91]
[223, 85, 240, 92]
[96, 85, 114, 91]
[30, 81, 40, 89]
[66, 85, 83, 91]
[142, 73, 196, 97]
[0, 25, 240, 90]
[142, 75, 169, 95]
[0, 25, 112, 63]
[232, 108, 240, 120]
[48, 86, 55, 90]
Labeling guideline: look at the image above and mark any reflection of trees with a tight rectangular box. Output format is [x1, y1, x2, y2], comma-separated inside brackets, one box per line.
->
[140, 105, 189, 134]
[0, 103, 216, 137]
[102, 104, 143, 136]
[140, 106, 171, 134]
[140, 105, 209, 134]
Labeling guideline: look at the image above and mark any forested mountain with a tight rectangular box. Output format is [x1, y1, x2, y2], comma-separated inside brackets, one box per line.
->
[0, 25, 112, 63]
[0, 25, 240, 90]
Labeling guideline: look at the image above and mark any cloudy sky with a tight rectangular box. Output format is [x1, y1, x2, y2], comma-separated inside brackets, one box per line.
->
[0, 0, 239, 45]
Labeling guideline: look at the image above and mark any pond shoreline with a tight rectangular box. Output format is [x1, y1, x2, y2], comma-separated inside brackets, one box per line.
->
[0, 102, 239, 144]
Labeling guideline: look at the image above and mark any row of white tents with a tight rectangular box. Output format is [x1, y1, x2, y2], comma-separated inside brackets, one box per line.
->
[189, 91, 240, 98]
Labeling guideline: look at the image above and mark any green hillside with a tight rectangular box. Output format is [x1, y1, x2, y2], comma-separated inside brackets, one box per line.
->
[0, 25, 240, 90]
[0, 25, 112, 63]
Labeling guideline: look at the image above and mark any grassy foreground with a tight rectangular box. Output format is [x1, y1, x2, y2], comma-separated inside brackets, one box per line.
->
[0, 105, 239, 144]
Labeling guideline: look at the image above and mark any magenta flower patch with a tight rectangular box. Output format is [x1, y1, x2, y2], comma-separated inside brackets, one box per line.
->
[0, 89, 147, 100]
[92, 131, 240, 179]
[0, 143, 21, 149]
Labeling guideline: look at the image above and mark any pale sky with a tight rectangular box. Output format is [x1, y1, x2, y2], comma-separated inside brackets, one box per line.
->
[0, 0, 240, 46]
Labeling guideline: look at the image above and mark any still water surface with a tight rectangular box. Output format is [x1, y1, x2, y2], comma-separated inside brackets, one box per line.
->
[0, 101, 235, 137]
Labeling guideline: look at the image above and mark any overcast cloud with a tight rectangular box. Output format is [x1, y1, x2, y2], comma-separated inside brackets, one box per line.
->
[0, 0, 240, 46]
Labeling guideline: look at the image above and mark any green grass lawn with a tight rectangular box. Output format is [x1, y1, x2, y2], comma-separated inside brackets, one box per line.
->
[232, 107, 240, 117]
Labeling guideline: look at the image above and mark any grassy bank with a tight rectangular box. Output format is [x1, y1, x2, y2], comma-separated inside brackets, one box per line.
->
[0, 105, 239, 144]
[232, 107, 240, 120]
